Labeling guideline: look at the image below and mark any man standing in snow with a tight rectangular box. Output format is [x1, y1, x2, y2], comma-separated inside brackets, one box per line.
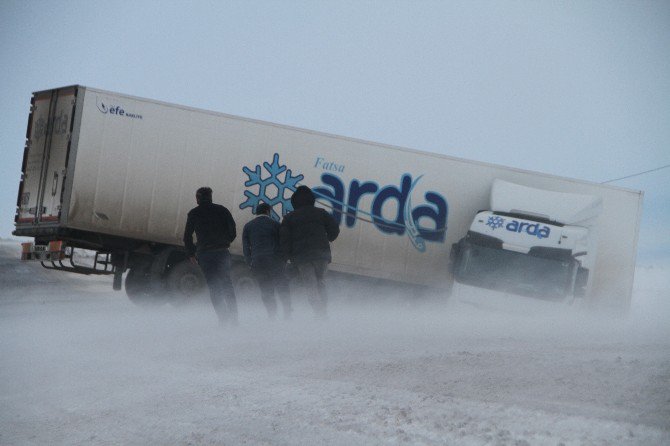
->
[242, 203, 292, 320]
[280, 185, 339, 318]
[183, 187, 238, 325]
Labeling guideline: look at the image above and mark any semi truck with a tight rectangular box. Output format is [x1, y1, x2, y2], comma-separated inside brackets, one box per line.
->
[14, 86, 643, 309]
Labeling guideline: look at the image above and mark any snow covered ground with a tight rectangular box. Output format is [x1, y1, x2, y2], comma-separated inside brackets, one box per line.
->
[1, 240, 669, 445]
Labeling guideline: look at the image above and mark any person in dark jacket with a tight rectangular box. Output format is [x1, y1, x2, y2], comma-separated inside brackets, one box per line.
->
[280, 185, 339, 317]
[242, 203, 292, 320]
[183, 187, 238, 325]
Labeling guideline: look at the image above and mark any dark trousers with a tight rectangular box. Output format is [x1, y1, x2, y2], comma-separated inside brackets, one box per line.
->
[251, 256, 291, 319]
[197, 250, 238, 324]
[296, 260, 329, 317]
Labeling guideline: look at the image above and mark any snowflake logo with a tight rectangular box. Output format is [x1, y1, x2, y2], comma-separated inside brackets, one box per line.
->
[240, 153, 304, 221]
[486, 216, 505, 230]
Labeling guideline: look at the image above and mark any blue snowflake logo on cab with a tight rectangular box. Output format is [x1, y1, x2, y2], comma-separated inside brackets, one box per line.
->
[240, 153, 304, 221]
[486, 215, 505, 230]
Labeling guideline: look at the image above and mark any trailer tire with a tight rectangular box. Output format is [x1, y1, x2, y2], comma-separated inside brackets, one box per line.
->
[167, 260, 207, 306]
[125, 264, 168, 306]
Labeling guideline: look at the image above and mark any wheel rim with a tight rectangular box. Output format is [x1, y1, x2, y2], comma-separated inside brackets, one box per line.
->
[177, 273, 203, 296]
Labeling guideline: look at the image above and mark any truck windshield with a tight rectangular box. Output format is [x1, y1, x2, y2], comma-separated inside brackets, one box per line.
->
[455, 244, 575, 300]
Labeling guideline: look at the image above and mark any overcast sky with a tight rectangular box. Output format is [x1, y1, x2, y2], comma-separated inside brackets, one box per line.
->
[1, 0, 668, 262]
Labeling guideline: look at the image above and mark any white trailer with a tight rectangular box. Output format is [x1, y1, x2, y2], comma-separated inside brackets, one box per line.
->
[15, 86, 643, 309]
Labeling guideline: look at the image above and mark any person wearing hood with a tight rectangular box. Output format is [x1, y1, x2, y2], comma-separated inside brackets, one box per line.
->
[280, 185, 339, 317]
[183, 187, 238, 325]
[242, 203, 292, 320]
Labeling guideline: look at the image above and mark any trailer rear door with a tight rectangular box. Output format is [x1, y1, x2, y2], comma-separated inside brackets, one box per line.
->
[16, 87, 77, 226]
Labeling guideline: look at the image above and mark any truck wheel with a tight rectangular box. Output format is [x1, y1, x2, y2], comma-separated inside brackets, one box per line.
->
[125, 264, 168, 306]
[167, 260, 207, 306]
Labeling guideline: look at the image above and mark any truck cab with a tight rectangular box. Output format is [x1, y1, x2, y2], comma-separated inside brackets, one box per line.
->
[450, 180, 602, 301]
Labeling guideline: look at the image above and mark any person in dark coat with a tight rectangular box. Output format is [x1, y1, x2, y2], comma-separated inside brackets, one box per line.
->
[280, 185, 339, 317]
[242, 203, 292, 320]
[183, 187, 238, 325]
